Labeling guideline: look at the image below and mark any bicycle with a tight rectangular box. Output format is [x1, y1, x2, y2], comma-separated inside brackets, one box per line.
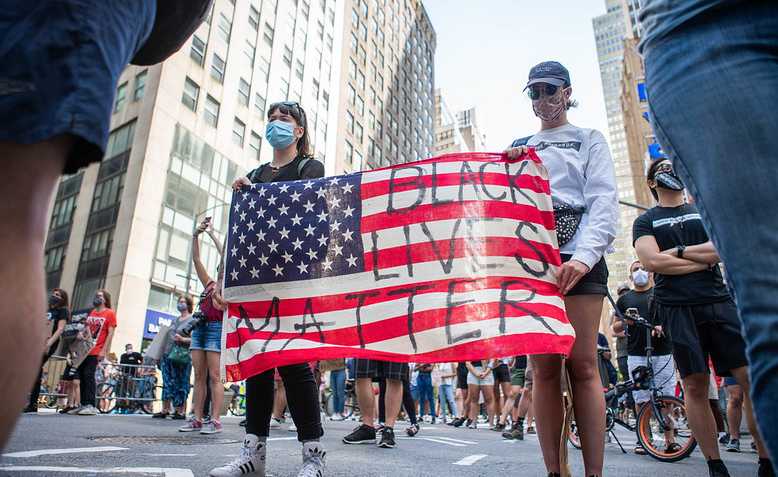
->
[323, 378, 358, 419]
[227, 383, 246, 417]
[568, 310, 697, 462]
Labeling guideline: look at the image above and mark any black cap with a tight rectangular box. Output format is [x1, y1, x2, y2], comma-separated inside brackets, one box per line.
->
[524, 61, 571, 90]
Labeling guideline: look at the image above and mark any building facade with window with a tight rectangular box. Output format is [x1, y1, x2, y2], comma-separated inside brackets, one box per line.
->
[333, 0, 436, 173]
[44, 0, 343, 351]
[432, 89, 485, 155]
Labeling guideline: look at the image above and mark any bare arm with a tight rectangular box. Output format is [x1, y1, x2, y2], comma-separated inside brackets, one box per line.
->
[612, 319, 625, 335]
[101, 327, 116, 360]
[206, 229, 224, 260]
[635, 236, 710, 275]
[46, 319, 67, 349]
[466, 362, 478, 375]
[662, 241, 720, 265]
[192, 234, 212, 287]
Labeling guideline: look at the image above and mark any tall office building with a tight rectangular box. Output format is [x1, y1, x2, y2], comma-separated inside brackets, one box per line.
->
[592, 0, 636, 291]
[43, 0, 435, 352]
[433, 89, 486, 155]
[335, 0, 436, 173]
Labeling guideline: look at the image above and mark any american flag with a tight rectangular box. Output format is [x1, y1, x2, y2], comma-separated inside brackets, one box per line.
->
[221, 151, 573, 382]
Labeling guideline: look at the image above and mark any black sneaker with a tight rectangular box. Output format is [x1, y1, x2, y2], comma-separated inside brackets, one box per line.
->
[505, 426, 523, 440]
[451, 417, 465, 427]
[377, 427, 396, 448]
[758, 459, 775, 477]
[22, 405, 38, 414]
[406, 423, 420, 437]
[707, 459, 731, 477]
[343, 424, 377, 445]
[491, 423, 506, 432]
[718, 433, 730, 445]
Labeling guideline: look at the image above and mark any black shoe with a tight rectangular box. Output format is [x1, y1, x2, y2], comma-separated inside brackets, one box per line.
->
[451, 417, 465, 427]
[171, 413, 186, 420]
[718, 433, 730, 445]
[22, 405, 38, 414]
[707, 459, 731, 477]
[239, 418, 246, 427]
[548, 473, 561, 477]
[491, 423, 506, 432]
[406, 423, 420, 437]
[152, 412, 169, 419]
[504, 425, 524, 440]
[377, 427, 396, 448]
[759, 459, 775, 477]
[343, 424, 377, 444]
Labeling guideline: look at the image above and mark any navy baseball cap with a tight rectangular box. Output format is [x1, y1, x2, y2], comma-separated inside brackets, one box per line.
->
[524, 61, 571, 90]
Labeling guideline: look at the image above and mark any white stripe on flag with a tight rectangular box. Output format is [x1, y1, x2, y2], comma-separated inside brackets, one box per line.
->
[359, 160, 545, 184]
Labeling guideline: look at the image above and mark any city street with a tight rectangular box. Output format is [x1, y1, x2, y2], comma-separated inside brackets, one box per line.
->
[3, 412, 760, 476]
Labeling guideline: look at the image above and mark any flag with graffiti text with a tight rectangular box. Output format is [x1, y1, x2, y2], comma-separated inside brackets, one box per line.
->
[221, 151, 573, 381]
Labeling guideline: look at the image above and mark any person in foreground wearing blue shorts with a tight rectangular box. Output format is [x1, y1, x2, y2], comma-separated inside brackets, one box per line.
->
[0, 0, 212, 449]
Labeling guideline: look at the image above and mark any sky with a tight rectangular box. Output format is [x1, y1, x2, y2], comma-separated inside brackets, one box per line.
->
[423, 0, 609, 151]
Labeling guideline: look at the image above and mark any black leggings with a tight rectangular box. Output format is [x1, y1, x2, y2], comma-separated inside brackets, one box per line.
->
[78, 356, 98, 407]
[245, 363, 322, 441]
[378, 378, 417, 425]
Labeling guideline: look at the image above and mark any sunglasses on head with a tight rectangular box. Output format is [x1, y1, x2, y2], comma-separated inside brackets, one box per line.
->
[269, 101, 306, 120]
[527, 84, 562, 100]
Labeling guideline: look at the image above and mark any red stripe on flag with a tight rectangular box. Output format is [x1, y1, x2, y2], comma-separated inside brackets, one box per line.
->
[361, 200, 556, 234]
[227, 275, 561, 317]
[360, 170, 550, 200]
[224, 332, 574, 382]
[225, 300, 567, 348]
[363, 235, 562, 272]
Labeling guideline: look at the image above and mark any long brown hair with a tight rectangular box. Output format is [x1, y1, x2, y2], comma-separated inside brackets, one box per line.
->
[267, 101, 312, 157]
[52, 288, 70, 310]
[97, 289, 112, 309]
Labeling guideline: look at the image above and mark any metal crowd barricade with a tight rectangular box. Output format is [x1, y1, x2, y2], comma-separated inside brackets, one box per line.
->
[36, 356, 69, 407]
[94, 362, 160, 414]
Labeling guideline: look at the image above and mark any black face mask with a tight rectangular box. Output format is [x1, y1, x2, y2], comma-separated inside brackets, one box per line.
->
[49, 295, 60, 307]
[654, 171, 684, 191]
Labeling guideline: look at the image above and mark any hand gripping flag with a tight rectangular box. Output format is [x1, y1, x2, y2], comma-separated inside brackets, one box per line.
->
[221, 151, 573, 381]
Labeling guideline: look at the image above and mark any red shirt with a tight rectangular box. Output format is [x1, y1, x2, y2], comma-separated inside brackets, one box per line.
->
[199, 281, 223, 321]
[86, 308, 117, 357]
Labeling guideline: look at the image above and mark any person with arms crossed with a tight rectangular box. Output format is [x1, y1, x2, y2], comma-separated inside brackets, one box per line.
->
[633, 159, 771, 477]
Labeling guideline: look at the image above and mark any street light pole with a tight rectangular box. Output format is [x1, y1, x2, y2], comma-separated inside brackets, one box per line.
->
[619, 200, 650, 211]
[184, 203, 230, 295]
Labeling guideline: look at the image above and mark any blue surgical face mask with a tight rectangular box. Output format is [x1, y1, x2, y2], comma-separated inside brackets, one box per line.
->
[265, 120, 297, 150]
[632, 269, 650, 287]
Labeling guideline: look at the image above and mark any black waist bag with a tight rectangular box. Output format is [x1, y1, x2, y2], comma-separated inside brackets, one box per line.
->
[131, 0, 214, 66]
[553, 202, 585, 247]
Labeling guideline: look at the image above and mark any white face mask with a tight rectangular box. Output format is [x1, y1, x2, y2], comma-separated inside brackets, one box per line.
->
[632, 269, 650, 287]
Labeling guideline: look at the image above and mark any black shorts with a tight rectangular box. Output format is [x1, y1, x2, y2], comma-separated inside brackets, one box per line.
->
[492, 364, 511, 383]
[456, 367, 469, 390]
[656, 299, 748, 379]
[354, 359, 409, 382]
[561, 255, 609, 296]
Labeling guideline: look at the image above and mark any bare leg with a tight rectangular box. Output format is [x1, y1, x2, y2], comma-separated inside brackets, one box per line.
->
[384, 379, 403, 428]
[272, 380, 287, 419]
[481, 385, 495, 425]
[500, 385, 521, 425]
[533, 355, 564, 472]
[467, 384, 480, 423]
[205, 352, 223, 421]
[190, 350, 207, 421]
[683, 373, 721, 460]
[725, 385, 743, 440]
[730, 367, 769, 459]
[0, 138, 68, 449]
[356, 378, 376, 427]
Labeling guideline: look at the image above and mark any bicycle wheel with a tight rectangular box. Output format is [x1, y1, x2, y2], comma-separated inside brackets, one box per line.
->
[230, 394, 246, 417]
[636, 395, 697, 462]
[139, 379, 156, 414]
[323, 391, 335, 417]
[342, 393, 356, 419]
[96, 384, 116, 414]
[567, 420, 582, 450]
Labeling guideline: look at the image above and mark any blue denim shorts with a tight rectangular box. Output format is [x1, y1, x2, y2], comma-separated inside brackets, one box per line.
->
[0, 0, 155, 173]
[190, 320, 223, 353]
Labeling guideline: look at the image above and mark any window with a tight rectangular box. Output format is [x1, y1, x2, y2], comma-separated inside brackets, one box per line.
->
[295, 60, 304, 80]
[254, 92, 266, 116]
[369, 87, 376, 105]
[283, 45, 293, 66]
[133, 70, 147, 101]
[249, 6, 260, 30]
[190, 35, 206, 65]
[354, 149, 363, 171]
[360, 0, 368, 17]
[368, 111, 375, 130]
[358, 46, 367, 66]
[350, 32, 358, 52]
[280, 78, 289, 99]
[325, 33, 333, 51]
[181, 78, 199, 111]
[258, 55, 271, 80]
[232, 117, 246, 147]
[355, 121, 363, 143]
[263, 22, 275, 46]
[360, 22, 367, 41]
[238, 78, 250, 107]
[243, 39, 256, 66]
[346, 111, 354, 134]
[356, 95, 364, 116]
[211, 54, 225, 83]
[357, 71, 365, 91]
[348, 59, 357, 80]
[249, 131, 261, 157]
[351, 9, 359, 28]
[347, 84, 356, 105]
[113, 82, 127, 113]
[204, 95, 220, 127]
[218, 13, 232, 42]
[316, 20, 324, 39]
[345, 140, 353, 166]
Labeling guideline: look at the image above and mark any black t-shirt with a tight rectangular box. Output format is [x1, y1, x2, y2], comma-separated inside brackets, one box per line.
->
[616, 289, 672, 356]
[632, 204, 730, 305]
[46, 307, 69, 354]
[247, 155, 325, 184]
[120, 351, 143, 374]
[513, 355, 527, 370]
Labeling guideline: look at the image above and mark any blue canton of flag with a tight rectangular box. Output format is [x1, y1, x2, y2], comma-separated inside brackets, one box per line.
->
[226, 174, 364, 286]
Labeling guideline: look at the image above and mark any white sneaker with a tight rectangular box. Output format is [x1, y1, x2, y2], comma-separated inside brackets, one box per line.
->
[269, 417, 283, 430]
[210, 434, 266, 476]
[297, 441, 325, 477]
[288, 422, 298, 432]
[77, 405, 98, 416]
[66, 406, 83, 415]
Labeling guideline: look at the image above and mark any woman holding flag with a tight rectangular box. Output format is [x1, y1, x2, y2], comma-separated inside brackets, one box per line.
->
[211, 101, 325, 477]
[506, 61, 618, 477]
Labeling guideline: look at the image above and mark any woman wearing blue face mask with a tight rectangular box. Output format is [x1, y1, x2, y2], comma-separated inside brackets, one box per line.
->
[212, 102, 325, 477]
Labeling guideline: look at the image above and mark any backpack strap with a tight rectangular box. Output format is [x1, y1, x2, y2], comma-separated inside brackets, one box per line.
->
[297, 157, 312, 178]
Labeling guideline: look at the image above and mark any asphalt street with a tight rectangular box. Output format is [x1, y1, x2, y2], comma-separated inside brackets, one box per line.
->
[2, 411, 761, 476]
